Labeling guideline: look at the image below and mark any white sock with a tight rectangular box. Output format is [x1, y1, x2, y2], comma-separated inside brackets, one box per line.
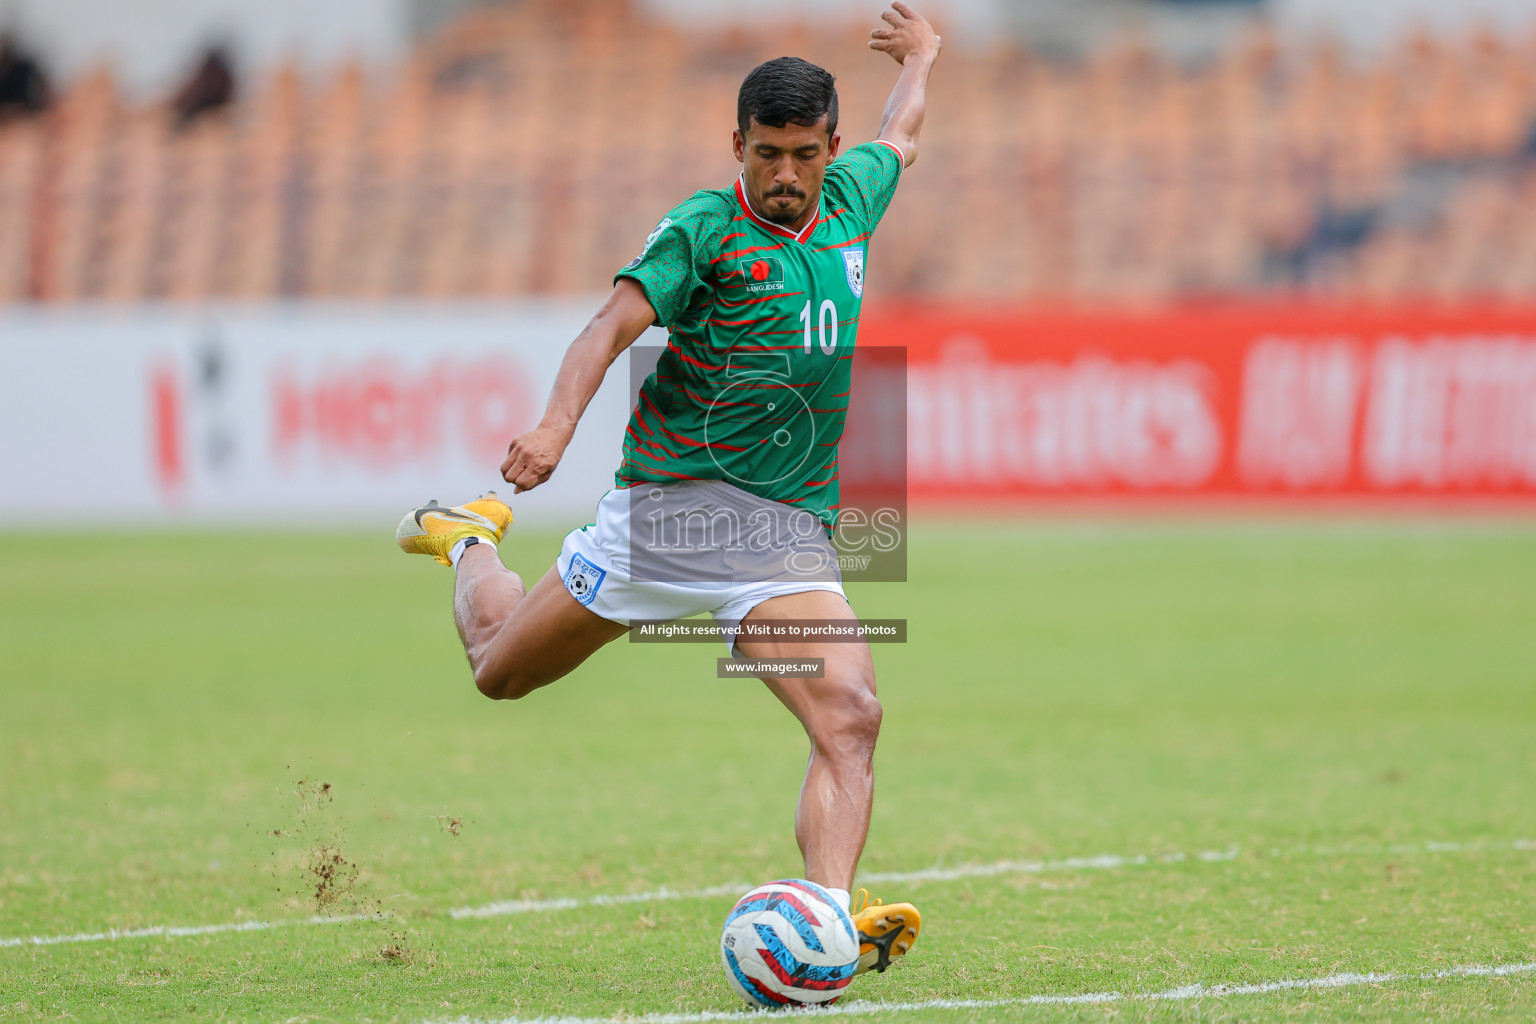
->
[825, 887, 851, 911]
[449, 537, 496, 569]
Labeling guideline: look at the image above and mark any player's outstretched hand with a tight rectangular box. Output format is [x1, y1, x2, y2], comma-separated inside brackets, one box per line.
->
[501, 425, 570, 493]
[869, 1, 941, 65]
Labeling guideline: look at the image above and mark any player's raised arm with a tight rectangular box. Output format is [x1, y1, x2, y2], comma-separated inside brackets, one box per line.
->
[500, 277, 656, 492]
[869, 1, 941, 167]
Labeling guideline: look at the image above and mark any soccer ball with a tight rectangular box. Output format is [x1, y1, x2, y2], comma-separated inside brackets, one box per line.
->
[720, 879, 859, 1007]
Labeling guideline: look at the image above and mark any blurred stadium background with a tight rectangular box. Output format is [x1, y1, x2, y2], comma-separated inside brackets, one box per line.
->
[7, 0, 1536, 304]
[2, 0, 1536, 524]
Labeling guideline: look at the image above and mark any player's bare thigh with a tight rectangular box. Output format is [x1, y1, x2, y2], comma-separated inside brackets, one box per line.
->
[735, 590, 879, 731]
[474, 567, 628, 700]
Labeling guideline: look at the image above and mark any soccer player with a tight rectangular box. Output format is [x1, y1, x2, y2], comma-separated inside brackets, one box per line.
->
[397, 1, 940, 986]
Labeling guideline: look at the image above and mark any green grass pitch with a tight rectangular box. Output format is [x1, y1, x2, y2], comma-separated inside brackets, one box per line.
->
[2, 522, 1534, 1022]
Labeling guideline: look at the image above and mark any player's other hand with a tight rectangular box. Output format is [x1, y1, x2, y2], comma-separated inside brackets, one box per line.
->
[501, 425, 571, 493]
[870, 2, 941, 65]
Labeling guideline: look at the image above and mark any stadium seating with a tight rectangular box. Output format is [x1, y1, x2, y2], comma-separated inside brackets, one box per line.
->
[3, 0, 1535, 304]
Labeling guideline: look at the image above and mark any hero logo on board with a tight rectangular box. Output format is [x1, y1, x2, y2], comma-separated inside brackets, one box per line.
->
[271, 355, 532, 469]
[149, 336, 536, 499]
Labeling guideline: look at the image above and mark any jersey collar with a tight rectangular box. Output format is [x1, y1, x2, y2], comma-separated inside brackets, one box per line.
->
[736, 174, 820, 244]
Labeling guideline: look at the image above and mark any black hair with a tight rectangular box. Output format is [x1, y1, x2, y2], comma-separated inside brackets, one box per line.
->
[737, 57, 838, 139]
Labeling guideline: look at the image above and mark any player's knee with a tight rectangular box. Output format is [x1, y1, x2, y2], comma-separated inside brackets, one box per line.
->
[474, 663, 531, 700]
[474, 659, 560, 701]
[810, 675, 882, 757]
[852, 687, 883, 742]
[473, 665, 505, 699]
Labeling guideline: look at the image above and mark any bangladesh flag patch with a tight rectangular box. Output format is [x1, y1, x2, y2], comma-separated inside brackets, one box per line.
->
[738, 256, 786, 291]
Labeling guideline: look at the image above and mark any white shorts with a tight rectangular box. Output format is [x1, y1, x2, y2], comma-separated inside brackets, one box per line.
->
[556, 481, 846, 646]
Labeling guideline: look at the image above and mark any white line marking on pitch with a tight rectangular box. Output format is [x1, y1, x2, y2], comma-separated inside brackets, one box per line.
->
[450, 883, 753, 919]
[448, 851, 1247, 920]
[0, 912, 383, 949]
[448, 837, 1534, 920]
[426, 961, 1536, 1023]
[4, 838, 1530, 949]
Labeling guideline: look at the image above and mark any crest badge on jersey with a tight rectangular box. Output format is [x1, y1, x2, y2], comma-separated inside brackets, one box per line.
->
[841, 247, 865, 298]
[623, 217, 673, 270]
[562, 553, 607, 606]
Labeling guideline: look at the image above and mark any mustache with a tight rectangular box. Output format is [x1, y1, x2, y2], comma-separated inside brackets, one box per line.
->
[765, 186, 806, 200]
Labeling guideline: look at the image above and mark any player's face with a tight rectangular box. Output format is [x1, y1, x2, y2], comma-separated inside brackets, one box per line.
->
[733, 117, 842, 227]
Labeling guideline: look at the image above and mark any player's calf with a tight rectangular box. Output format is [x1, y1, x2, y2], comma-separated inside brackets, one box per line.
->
[396, 493, 627, 701]
[458, 567, 630, 701]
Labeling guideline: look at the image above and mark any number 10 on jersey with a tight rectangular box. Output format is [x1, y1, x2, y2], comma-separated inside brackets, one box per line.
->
[800, 299, 838, 355]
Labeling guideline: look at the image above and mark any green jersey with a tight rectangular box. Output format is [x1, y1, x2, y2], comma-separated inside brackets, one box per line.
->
[614, 140, 904, 527]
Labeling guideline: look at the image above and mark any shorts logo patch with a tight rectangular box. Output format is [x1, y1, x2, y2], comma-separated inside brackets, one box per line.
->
[562, 553, 607, 606]
[841, 247, 865, 298]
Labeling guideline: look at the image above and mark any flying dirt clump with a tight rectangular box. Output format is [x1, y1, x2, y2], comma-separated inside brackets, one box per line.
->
[307, 842, 360, 910]
[268, 777, 369, 915]
[375, 927, 436, 966]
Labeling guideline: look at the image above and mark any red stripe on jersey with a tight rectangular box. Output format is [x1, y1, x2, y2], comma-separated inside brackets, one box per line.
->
[628, 422, 674, 457]
[654, 414, 746, 452]
[621, 461, 702, 483]
[715, 378, 816, 390]
[639, 389, 670, 426]
[652, 376, 693, 395]
[667, 341, 725, 373]
[706, 315, 792, 327]
[630, 406, 678, 457]
[717, 291, 805, 308]
[740, 326, 822, 338]
[631, 441, 674, 463]
[812, 230, 872, 252]
[665, 432, 746, 453]
[712, 242, 787, 264]
[642, 434, 679, 458]
[682, 386, 763, 409]
[625, 440, 671, 466]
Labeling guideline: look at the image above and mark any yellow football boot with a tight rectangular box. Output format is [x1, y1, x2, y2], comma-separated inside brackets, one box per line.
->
[850, 889, 921, 974]
[395, 492, 513, 565]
